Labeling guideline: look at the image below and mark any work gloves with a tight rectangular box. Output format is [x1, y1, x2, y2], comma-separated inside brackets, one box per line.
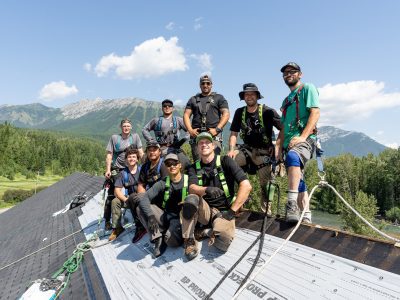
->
[221, 208, 236, 221]
[205, 187, 225, 198]
[148, 215, 159, 235]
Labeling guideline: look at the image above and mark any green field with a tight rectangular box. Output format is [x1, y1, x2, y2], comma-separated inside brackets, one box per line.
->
[0, 173, 63, 208]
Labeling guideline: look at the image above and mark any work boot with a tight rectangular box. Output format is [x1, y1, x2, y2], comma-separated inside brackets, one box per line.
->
[194, 228, 208, 241]
[285, 200, 300, 223]
[184, 238, 198, 261]
[302, 211, 312, 224]
[153, 236, 167, 258]
[132, 225, 147, 243]
[109, 226, 125, 241]
[104, 221, 112, 231]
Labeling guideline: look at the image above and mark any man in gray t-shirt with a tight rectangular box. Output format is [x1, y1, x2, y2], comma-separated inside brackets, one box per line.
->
[103, 118, 144, 230]
[142, 99, 190, 170]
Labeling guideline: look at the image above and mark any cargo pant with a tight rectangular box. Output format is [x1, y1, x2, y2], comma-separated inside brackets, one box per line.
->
[137, 204, 183, 247]
[234, 146, 272, 212]
[111, 198, 128, 229]
[181, 195, 235, 252]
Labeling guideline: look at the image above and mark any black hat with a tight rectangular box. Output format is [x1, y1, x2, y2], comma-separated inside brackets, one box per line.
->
[146, 141, 161, 149]
[280, 62, 301, 73]
[162, 99, 173, 106]
[199, 73, 212, 83]
[239, 83, 264, 100]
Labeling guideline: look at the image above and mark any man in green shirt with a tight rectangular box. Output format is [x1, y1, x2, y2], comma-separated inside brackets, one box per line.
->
[276, 62, 320, 223]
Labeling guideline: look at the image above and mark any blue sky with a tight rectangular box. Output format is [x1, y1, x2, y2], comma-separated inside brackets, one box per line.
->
[0, 0, 399, 148]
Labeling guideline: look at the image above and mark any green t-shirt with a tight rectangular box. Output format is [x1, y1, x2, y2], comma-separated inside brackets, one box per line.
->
[280, 83, 319, 149]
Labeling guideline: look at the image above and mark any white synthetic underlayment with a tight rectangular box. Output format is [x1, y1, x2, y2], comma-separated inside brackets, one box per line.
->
[79, 193, 400, 300]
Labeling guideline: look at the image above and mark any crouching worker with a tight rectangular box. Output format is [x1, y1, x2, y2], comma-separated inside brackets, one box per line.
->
[137, 153, 188, 257]
[182, 132, 252, 261]
[109, 147, 141, 241]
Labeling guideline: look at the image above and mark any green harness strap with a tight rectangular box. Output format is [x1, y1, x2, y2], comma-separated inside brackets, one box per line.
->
[163, 174, 188, 208]
[195, 155, 235, 205]
[240, 104, 268, 144]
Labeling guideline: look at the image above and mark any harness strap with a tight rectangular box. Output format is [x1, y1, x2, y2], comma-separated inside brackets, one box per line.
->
[162, 174, 189, 208]
[112, 135, 134, 165]
[196, 93, 215, 131]
[240, 105, 268, 144]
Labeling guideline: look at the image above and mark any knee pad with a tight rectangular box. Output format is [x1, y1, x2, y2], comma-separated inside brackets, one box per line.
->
[285, 150, 301, 168]
[182, 195, 199, 220]
[298, 179, 307, 193]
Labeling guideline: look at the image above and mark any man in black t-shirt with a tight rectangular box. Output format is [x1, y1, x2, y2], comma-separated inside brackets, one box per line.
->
[137, 153, 187, 258]
[183, 74, 230, 161]
[127, 141, 168, 243]
[228, 83, 282, 215]
[181, 132, 252, 261]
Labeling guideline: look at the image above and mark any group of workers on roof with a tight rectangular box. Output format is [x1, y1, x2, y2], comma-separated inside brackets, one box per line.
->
[103, 62, 320, 260]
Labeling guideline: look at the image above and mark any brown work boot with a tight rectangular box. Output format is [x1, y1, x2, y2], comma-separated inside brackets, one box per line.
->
[109, 226, 125, 241]
[194, 228, 208, 241]
[184, 238, 198, 261]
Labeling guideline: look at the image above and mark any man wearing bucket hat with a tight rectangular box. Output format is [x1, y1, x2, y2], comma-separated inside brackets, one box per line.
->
[228, 83, 282, 216]
[276, 62, 320, 224]
[183, 73, 230, 161]
[181, 132, 252, 260]
[136, 153, 188, 257]
[142, 99, 191, 170]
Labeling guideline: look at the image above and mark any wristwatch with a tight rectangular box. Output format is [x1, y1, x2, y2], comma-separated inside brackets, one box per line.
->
[216, 127, 222, 134]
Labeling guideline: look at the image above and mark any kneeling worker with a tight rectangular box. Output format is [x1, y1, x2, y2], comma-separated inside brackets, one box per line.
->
[137, 153, 188, 257]
[182, 132, 252, 260]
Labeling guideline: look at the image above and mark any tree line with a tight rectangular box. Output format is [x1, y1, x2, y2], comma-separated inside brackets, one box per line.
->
[0, 123, 105, 179]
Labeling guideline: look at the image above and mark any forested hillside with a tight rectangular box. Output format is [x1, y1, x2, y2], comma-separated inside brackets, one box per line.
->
[0, 123, 105, 179]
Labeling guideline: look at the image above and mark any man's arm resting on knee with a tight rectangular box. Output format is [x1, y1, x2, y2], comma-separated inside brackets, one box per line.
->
[115, 187, 128, 202]
[228, 131, 238, 158]
[189, 184, 206, 197]
[230, 179, 252, 212]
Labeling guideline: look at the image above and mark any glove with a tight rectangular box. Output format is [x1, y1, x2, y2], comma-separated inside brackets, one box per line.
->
[148, 215, 159, 235]
[205, 187, 225, 198]
[221, 209, 236, 221]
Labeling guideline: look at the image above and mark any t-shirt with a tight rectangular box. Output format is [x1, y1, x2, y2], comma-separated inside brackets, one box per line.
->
[230, 104, 282, 148]
[188, 155, 247, 207]
[138, 158, 169, 190]
[142, 115, 189, 145]
[280, 83, 319, 149]
[140, 176, 186, 215]
[185, 93, 229, 129]
[114, 167, 140, 195]
[106, 133, 142, 169]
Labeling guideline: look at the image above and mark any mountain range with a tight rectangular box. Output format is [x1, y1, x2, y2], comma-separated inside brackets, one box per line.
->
[0, 99, 387, 157]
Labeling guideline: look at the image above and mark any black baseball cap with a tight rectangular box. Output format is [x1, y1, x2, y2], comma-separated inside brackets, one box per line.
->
[280, 62, 301, 73]
[162, 99, 173, 106]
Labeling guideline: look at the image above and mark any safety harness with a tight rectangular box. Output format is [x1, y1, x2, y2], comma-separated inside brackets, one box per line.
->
[162, 174, 189, 208]
[154, 116, 178, 145]
[195, 92, 216, 132]
[239, 104, 269, 145]
[121, 166, 141, 196]
[195, 155, 235, 209]
[143, 157, 164, 189]
[112, 134, 134, 165]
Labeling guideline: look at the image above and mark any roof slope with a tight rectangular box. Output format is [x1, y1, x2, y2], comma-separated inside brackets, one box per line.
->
[0, 172, 106, 300]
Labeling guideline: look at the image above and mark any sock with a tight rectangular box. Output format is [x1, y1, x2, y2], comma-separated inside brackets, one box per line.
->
[287, 190, 299, 203]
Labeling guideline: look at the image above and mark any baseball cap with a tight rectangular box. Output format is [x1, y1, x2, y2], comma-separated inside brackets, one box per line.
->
[280, 62, 301, 73]
[199, 73, 212, 83]
[196, 132, 213, 144]
[164, 153, 179, 162]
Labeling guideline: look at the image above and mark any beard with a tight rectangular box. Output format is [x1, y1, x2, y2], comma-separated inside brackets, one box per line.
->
[285, 77, 299, 87]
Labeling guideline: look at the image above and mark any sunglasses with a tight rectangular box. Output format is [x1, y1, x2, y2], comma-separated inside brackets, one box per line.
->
[163, 104, 173, 108]
[201, 82, 211, 86]
[283, 70, 298, 77]
[165, 160, 180, 168]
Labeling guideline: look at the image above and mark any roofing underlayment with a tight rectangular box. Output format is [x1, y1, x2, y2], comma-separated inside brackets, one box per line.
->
[1, 173, 399, 299]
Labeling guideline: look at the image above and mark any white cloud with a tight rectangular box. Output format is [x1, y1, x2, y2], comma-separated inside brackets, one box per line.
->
[318, 80, 400, 126]
[83, 63, 92, 72]
[377, 130, 384, 135]
[173, 99, 183, 106]
[165, 22, 175, 30]
[194, 17, 203, 31]
[189, 53, 213, 71]
[94, 36, 188, 80]
[39, 81, 78, 101]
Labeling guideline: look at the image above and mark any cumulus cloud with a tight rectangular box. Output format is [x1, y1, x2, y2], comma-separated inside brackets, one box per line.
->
[318, 80, 400, 126]
[189, 53, 213, 71]
[385, 142, 399, 149]
[39, 81, 78, 101]
[94, 36, 188, 80]
[83, 63, 92, 72]
[165, 22, 175, 30]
